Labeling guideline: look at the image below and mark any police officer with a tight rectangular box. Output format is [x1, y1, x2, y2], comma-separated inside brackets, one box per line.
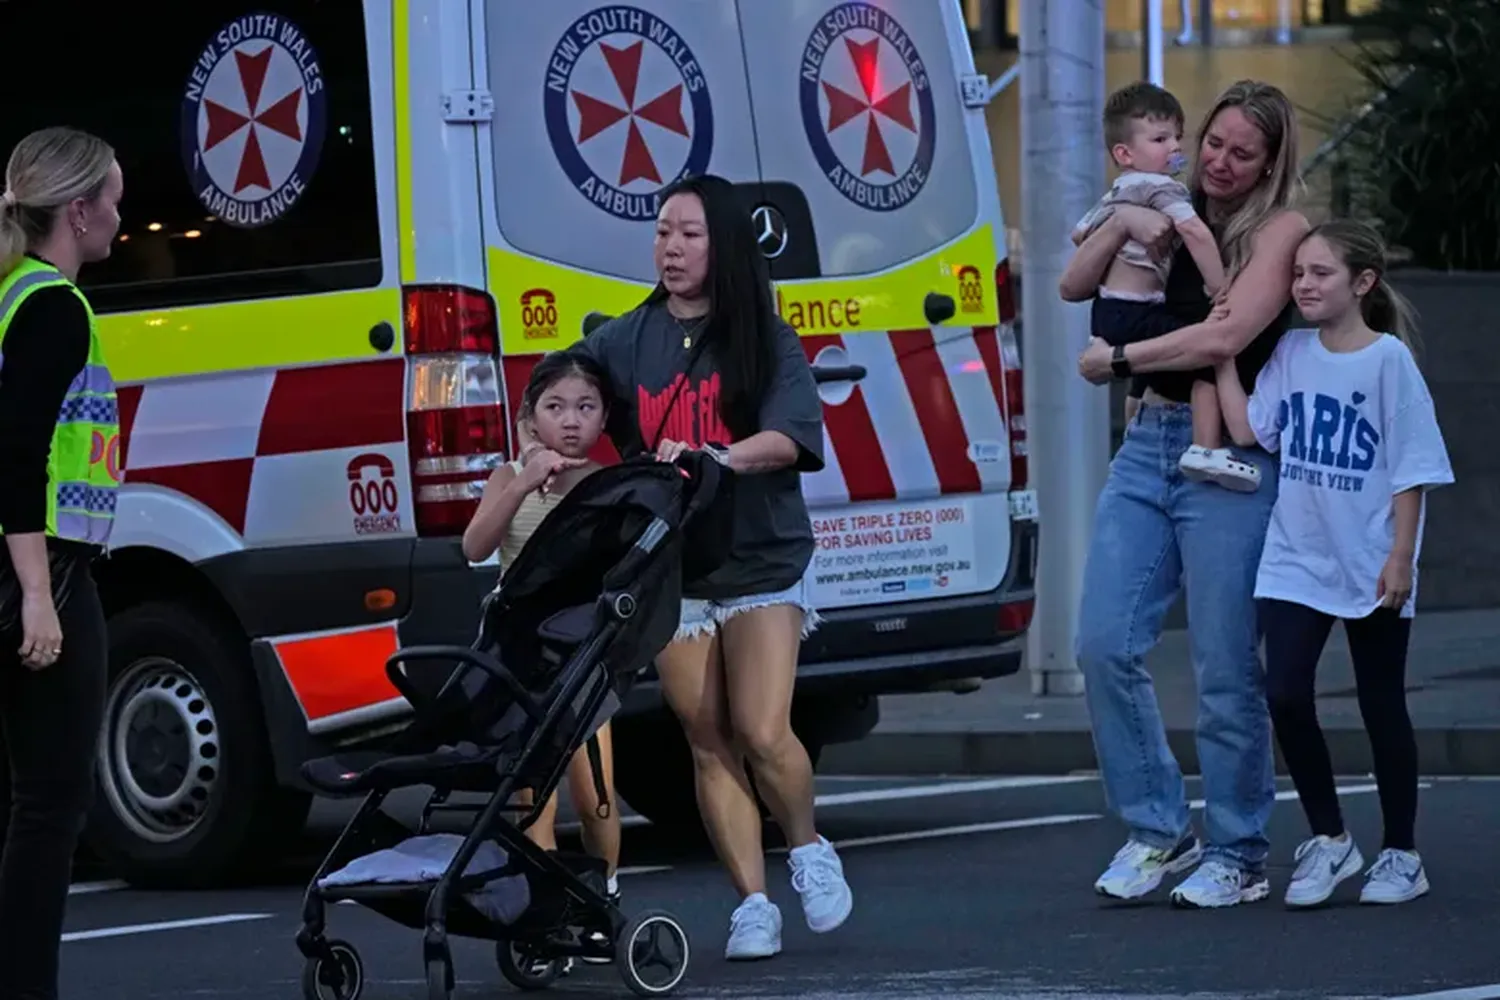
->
[0, 126, 124, 1000]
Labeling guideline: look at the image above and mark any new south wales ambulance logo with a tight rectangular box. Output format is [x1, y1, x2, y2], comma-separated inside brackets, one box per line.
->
[544, 6, 715, 222]
[800, 2, 936, 213]
[180, 13, 327, 229]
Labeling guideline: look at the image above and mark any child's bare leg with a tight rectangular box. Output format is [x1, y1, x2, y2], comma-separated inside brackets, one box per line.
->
[1190, 375, 1223, 450]
[567, 722, 622, 878]
[515, 787, 561, 851]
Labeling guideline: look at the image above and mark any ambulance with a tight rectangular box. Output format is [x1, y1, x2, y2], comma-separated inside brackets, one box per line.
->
[0, 0, 1035, 886]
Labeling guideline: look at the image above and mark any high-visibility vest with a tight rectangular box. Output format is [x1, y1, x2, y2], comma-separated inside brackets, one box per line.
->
[0, 257, 120, 546]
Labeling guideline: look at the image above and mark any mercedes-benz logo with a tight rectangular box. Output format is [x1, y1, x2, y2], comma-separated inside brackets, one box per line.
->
[751, 204, 789, 260]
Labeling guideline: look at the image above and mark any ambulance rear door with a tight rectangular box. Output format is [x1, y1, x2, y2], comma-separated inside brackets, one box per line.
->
[736, 1, 1015, 613]
[469, 1, 766, 430]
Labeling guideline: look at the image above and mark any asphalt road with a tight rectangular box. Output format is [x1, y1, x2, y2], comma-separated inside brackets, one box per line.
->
[60, 773, 1500, 1000]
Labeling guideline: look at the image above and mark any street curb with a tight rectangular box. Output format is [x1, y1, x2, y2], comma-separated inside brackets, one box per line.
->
[821, 728, 1500, 777]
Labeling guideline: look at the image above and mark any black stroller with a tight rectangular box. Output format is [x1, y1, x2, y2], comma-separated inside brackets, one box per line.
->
[295, 451, 728, 999]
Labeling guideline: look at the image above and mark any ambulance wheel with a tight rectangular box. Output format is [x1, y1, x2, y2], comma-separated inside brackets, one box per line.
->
[612, 713, 821, 835]
[301, 939, 364, 1000]
[616, 910, 690, 997]
[85, 600, 312, 888]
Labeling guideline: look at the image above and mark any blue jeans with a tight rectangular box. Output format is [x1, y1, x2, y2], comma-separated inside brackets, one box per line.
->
[1074, 401, 1278, 872]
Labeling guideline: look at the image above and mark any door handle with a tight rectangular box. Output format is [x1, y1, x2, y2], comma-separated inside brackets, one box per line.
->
[812, 364, 867, 384]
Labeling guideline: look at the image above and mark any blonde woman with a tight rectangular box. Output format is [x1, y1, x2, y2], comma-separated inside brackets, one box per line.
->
[0, 127, 124, 996]
[1063, 80, 1309, 909]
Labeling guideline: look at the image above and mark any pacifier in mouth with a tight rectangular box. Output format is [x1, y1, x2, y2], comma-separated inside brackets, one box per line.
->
[1167, 152, 1188, 175]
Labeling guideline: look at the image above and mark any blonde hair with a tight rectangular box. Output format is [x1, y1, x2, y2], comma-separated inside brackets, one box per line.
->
[0, 126, 115, 279]
[1305, 218, 1421, 355]
[1188, 80, 1304, 282]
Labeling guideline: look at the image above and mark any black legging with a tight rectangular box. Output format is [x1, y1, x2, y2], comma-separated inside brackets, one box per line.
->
[0, 563, 107, 1000]
[1260, 598, 1418, 851]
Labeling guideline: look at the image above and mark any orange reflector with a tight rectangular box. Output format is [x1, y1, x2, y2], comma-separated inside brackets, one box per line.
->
[365, 588, 397, 612]
[273, 624, 402, 721]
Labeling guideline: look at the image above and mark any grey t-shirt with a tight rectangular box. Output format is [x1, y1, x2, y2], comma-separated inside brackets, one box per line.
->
[572, 301, 825, 601]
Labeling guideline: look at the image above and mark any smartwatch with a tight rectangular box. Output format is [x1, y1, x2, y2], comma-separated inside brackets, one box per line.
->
[702, 442, 731, 466]
[1110, 343, 1132, 380]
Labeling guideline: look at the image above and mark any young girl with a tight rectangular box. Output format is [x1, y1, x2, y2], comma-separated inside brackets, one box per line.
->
[1215, 219, 1454, 909]
[461, 351, 623, 951]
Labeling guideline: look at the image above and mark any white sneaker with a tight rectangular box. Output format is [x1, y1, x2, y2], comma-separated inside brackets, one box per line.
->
[1169, 860, 1271, 908]
[1094, 836, 1202, 900]
[725, 893, 782, 960]
[788, 836, 853, 933]
[1179, 445, 1261, 492]
[1285, 834, 1364, 908]
[1360, 848, 1430, 905]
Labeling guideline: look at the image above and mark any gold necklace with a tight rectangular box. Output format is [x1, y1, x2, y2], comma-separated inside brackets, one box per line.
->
[675, 313, 708, 349]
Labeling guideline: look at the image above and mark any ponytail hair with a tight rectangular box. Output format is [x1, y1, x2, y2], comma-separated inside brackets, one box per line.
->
[1362, 275, 1420, 356]
[1, 126, 116, 279]
[1304, 218, 1421, 358]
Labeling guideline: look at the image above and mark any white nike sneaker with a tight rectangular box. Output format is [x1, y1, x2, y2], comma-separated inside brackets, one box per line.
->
[1284, 834, 1364, 908]
[1360, 848, 1430, 905]
[725, 893, 782, 960]
[788, 835, 854, 933]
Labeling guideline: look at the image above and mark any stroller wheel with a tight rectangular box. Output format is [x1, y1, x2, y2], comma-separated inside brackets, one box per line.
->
[300, 939, 364, 1000]
[616, 910, 690, 997]
[495, 940, 566, 991]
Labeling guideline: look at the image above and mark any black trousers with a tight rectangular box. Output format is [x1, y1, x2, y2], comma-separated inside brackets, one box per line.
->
[1260, 598, 1418, 851]
[0, 566, 107, 1000]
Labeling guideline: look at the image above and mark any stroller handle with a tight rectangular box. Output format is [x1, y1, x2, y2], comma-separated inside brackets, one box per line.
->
[385, 645, 544, 723]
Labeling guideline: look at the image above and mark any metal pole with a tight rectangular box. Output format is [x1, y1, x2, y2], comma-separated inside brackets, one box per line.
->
[1199, 0, 1214, 46]
[1020, 0, 1108, 697]
[1143, 0, 1165, 85]
[1274, 0, 1293, 44]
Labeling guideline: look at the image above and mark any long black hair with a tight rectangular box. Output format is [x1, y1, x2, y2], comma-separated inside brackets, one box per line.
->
[643, 174, 777, 441]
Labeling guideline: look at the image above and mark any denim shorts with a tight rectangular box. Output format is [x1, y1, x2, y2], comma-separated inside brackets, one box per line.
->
[675, 577, 822, 642]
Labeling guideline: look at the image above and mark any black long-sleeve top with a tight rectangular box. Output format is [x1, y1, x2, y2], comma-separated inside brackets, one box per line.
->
[0, 261, 91, 537]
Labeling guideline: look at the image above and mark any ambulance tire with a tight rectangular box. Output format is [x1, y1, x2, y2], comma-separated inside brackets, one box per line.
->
[610, 712, 823, 837]
[85, 600, 313, 889]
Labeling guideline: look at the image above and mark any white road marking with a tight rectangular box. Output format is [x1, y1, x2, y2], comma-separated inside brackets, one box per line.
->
[773, 813, 1103, 854]
[813, 775, 1096, 807]
[62, 913, 272, 943]
[1388, 987, 1500, 1000]
[1189, 781, 1430, 810]
[67, 879, 128, 896]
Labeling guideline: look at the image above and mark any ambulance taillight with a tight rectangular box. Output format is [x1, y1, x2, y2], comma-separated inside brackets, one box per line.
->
[401, 285, 506, 536]
[995, 261, 1027, 491]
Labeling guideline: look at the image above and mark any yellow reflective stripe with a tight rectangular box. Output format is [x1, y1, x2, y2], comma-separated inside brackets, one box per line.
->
[487, 224, 1002, 357]
[97, 288, 403, 382]
[393, 0, 416, 283]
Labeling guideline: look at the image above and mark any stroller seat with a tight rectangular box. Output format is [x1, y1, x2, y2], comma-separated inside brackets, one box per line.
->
[300, 603, 599, 798]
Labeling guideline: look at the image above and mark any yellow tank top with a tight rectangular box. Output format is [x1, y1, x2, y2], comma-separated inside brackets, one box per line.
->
[499, 460, 562, 569]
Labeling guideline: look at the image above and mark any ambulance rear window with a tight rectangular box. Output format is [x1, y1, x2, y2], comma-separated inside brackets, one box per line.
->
[0, 3, 381, 312]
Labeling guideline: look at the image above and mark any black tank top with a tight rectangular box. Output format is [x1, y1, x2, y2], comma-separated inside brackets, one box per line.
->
[1138, 244, 1293, 402]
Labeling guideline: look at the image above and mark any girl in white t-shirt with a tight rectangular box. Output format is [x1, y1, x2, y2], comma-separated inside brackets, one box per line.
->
[462, 352, 620, 965]
[1215, 219, 1454, 910]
